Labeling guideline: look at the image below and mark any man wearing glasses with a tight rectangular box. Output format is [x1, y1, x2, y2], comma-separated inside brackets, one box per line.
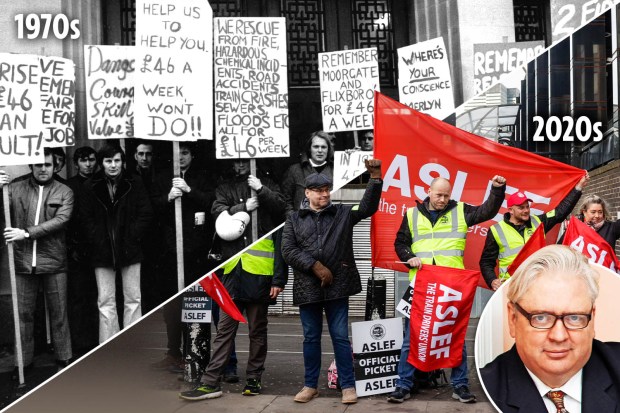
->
[480, 244, 620, 412]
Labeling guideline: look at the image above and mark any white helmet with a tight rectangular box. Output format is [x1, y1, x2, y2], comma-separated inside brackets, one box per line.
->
[215, 210, 250, 241]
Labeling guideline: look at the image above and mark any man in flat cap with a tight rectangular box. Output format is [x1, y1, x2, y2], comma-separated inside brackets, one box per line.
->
[282, 159, 383, 405]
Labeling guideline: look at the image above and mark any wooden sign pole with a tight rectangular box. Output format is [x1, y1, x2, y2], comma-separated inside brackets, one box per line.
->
[173, 141, 185, 292]
[249, 159, 258, 243]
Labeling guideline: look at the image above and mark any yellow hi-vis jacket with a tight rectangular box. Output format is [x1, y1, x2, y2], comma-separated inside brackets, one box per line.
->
[490, 215, 543, 279]
[222, 235, 275, 276]
[407, 202, 468, 281]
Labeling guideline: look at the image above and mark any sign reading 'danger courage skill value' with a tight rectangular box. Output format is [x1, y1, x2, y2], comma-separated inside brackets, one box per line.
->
[352, 318, 403, 397]
[398, 38, 454, 121]
[135, 0, 213, 141]
[214, 17, 289, 159]
[181, 284, 212, 323]
[84, 45, 134, 140]
[319, 48, 379, 132]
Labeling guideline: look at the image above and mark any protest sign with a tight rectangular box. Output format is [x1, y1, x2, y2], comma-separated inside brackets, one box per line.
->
[181, 284, 212, 323]
[408, 266, 479, 371]
[214, 17, 289, 158]
[563, 216, 619, 273]
[0, 53, 44, 166]
[397, 38, 454, 121]
[352, 317, 402, 396]
[135, 0, 213, 141]
[551, 0, 614, 43]
[370, 92, 584, 278]
[396, 281, 414, 319]
[473, 41, 544, 95]
[38, 56, 75, 147]
[333, 150, 373, 190]
[84, 45, 134, 139]
[319, 48, 379, 132]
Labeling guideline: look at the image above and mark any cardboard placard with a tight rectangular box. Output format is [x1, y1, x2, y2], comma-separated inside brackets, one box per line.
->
[38, 56, 75, 147]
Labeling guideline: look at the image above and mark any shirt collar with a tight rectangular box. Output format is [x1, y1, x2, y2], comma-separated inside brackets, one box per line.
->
[526, 366, 582, 403]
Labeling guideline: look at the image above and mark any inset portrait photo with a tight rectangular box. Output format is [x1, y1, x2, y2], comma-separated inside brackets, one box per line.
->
[475, 244, 620, 412]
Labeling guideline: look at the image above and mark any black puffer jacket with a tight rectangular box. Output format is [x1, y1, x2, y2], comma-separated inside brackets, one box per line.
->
[80, 170, 153, 269]
[282, 178, 382, 305]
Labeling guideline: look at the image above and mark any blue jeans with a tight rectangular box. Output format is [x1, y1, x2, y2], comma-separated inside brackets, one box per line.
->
[396, 317, 469, 390]
[299, 298, 355, 389]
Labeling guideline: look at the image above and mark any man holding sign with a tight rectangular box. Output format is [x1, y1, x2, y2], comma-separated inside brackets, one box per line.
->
[389, 175, 506, 403]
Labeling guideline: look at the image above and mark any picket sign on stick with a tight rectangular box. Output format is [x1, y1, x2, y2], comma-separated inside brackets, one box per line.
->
[173, 141, 185, 291]
[3, 189, 25, 385]
[250, 159, 258, 243]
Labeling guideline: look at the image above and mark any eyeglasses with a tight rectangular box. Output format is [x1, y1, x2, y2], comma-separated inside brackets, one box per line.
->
[512, 302, 592, 330]
[308, 187, 331, 194]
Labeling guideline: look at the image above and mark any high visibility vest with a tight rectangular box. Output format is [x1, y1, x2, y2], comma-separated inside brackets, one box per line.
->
[490, 214, 545, 279]
[222, 235, 275, 276]
[407, 202, 468, 281]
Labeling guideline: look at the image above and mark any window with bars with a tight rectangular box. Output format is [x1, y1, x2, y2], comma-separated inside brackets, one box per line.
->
[281, 0, 326, 87]
[120, 0, 245, 46]
[351, 0, 395, 86]
[514, 0, 546, 42]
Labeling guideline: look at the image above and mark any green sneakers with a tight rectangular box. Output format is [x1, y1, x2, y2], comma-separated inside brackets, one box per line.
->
[179, 384, 223, 401]
[242, 378, 262, 396]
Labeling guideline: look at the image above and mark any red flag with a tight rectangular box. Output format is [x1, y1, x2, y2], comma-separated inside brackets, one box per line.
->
[408, 265, 480, 371]
[562, 216, 619, 273]
[371, 92, 583, 280]
[199, 273, 247, 323]
[506, 224, 546, 276]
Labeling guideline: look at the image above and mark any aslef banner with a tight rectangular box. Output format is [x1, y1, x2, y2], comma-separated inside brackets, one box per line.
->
[370, 92, 584, 279]
[562, 215, 619, 272]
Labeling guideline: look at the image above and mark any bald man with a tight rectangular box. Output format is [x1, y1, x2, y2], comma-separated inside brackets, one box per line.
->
[389, 175, 506, 404]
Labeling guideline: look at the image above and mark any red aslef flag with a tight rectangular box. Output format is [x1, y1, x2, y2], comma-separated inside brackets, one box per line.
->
[199, 273, 247, 323]
[408, 265, 480, 371]
[506, 224, 546, 276]
[562, 216, 619, 273]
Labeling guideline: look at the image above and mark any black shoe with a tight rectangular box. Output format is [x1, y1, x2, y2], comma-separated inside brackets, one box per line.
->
[223, 371, 239, 383]
[179, 383, 223, 401]
[242, 378, 261, 396]
[387, 386, 411, 403]
[452, 385, 476, 403]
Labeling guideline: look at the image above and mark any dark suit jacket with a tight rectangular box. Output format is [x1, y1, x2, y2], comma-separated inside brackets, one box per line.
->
[480, 340, 620, 412]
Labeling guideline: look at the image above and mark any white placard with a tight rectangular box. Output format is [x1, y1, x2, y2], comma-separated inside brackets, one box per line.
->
[84, 45, 134, 140]
[181, 284, 212, 323]
[398, 37, 454, 121]
[333, 150, 373, 190]
[0, 53, 45, 166]
[352, 317, 403, 397]
[135, 0, 213, 141]
[39, 56, 75, 148]
[319, 48, 379, 132]
[214, 17, 289, 159]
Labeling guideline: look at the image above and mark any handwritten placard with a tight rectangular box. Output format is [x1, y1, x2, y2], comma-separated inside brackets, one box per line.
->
[214, 17, 289, 159]
[135, 0, 213, 141]
[319, 48, 379, 132]
[39, 56, 75, 147]
[0, 53, 45, 166]
[84, 45, 134, 140]
[333, 150, 373, 190]
[397, 38, 454, 121]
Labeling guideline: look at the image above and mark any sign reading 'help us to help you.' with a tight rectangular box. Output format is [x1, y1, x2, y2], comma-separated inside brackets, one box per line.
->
[398, 37, 454, 121]
[319, 48, 379, 132]
[352, 318, 403, 397]
[214, 17, 289, 159]
[84, 45, 134, 140]
[134, 0, 213, 142]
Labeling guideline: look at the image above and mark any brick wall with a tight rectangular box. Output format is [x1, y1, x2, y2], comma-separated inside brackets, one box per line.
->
[573, 159, 620, 256]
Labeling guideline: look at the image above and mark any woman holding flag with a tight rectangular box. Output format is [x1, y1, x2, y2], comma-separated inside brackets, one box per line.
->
[577, 195, 620, 257]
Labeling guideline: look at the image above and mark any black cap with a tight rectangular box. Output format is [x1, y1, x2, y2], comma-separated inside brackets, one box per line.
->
[304, 173, 332, 189]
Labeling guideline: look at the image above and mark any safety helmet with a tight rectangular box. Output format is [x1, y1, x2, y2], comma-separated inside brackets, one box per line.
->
[215, 210, 250, 241]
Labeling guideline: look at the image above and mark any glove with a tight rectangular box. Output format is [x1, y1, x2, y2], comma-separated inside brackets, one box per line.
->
[312, 261, 333, 287]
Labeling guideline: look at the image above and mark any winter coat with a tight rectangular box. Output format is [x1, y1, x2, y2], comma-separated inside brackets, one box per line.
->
[282, 178, 382, 305]
[3, 176, 73, 274]
[281, 158, 334, 216]
[79, 170, 153, 269]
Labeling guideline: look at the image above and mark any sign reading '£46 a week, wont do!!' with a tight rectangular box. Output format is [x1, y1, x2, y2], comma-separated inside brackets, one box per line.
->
[214, 17, 289, 159]
[319, 47, 379, 133]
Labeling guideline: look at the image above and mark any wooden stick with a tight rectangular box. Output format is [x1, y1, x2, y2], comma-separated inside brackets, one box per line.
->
[250, 159, 258, 243]
[3, 187, 24, 385]
[353, 130, 359, 148]
[173, 141, 184, 292]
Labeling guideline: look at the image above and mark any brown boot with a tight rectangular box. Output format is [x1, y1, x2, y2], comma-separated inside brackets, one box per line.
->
[342, 387, 358, 404]
[294, 386, 319, 403]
